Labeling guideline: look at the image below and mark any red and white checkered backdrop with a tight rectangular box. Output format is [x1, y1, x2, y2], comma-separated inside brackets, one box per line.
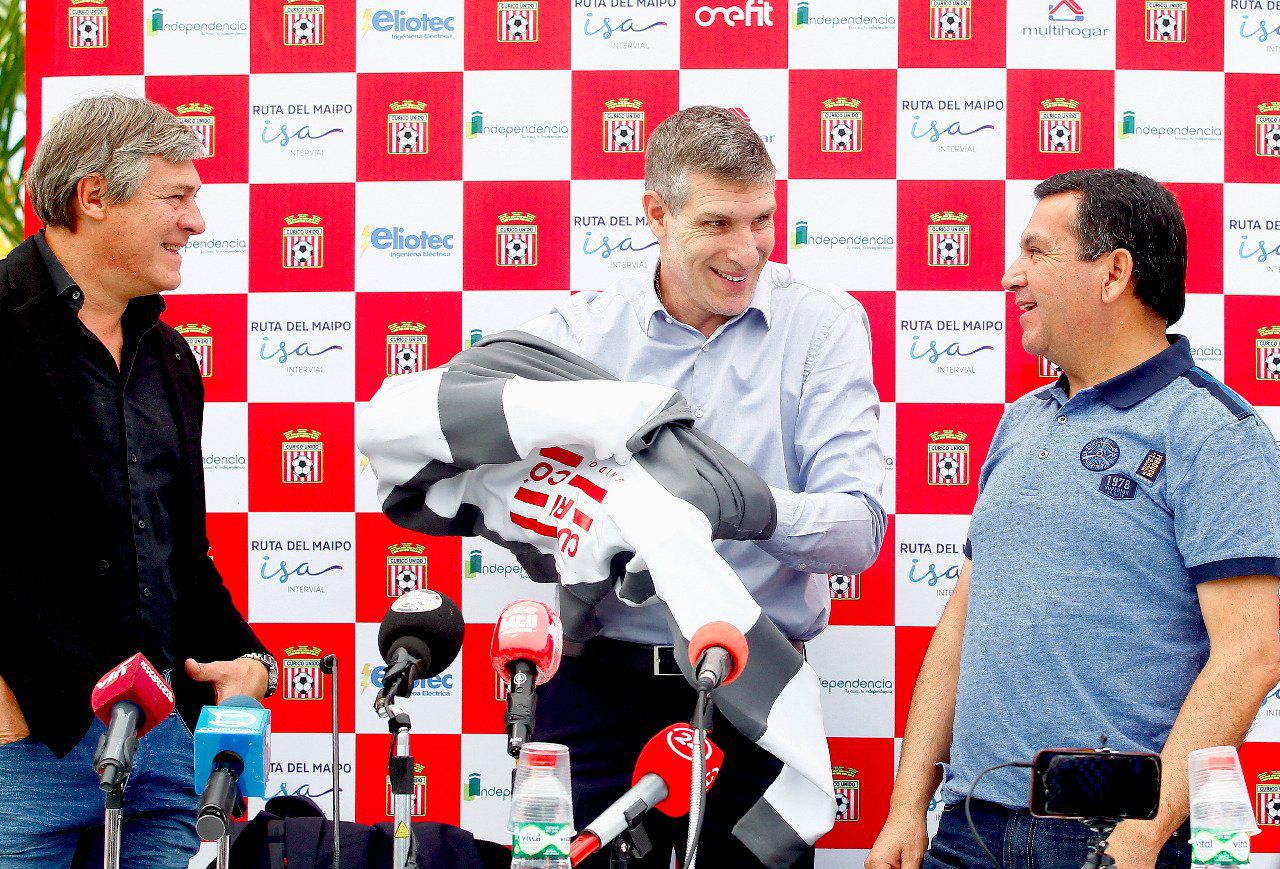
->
[22, 0, 1280, 862]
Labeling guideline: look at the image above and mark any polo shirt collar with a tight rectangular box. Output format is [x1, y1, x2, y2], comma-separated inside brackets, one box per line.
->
[1035, 335, 1194, 408]
[34, 228, 166, 323]
[645, 260, 773, 328]
[34, 229, 80, 301]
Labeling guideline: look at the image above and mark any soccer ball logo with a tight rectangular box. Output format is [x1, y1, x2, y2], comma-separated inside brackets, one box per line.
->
[1047, 123, 1072, 151]
[936, 456, 962, 482]
[395, 127, 420, 153]
[1265, 129, 1280, 157]
[291, 239, 315, 267]
[612, 125, 636, 151]
[835, 791, 854, 820]
[291, 454, 315, 481]
[504, 237, 529, 264]
[828, 574, 855, 599]
[394, 347, 419, 374]
[935, 237, 961, 264]
[829, 122, 855, 150]
[938, 11, 962, 37]
[291, 670, 316, 697]
[506, 13, 529, 39]
[393, 570, 419, 595]
[1154, 13, 1177, 39]
[292, 17, 316, 43]
[77, 19, 101, 45]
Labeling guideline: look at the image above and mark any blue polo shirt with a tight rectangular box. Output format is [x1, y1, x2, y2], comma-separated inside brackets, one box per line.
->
[944, 335, 1280, 807]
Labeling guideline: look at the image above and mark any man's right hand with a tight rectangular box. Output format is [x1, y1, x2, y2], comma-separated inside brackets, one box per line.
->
[0, 675, 30, 744]
[865, 810, 930, 869]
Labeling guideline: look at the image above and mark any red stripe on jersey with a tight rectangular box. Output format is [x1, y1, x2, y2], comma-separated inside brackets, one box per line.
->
[569, 474, 606, 502]
[539, 446, 584, 467]
[514, 487, 549, 507]
[510, 513, 557, 538]
[572, 509, 594, 531]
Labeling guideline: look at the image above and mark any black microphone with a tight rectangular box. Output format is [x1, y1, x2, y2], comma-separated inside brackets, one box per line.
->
[376, 589, 465, 706]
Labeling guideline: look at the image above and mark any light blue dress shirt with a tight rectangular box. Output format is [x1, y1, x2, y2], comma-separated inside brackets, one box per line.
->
[518, 261, 886, 644]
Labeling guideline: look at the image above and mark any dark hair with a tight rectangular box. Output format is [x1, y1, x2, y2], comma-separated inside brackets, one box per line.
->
[1033, 168, 1187, 326]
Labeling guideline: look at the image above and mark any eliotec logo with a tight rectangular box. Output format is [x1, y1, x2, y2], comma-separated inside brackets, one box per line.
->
[695, 0, 774, 26]
[365, 9, 456, 33]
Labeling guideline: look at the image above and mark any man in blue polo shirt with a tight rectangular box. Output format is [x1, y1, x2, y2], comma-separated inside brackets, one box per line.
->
[868, 169, 1280, 869]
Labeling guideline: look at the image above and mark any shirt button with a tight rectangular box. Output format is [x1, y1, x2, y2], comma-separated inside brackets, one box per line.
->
[141, 586, 152, 599]
[137, 519, 146, 530]
[701, 345, 709, 352]
[71, 290, 81, 300]
[96, 560, 110, 576]
[694, 409, 705, 419]
[1038, 450, 1049, 459]
[129, 452, 138, 464]
[1057, 416, 1068, 425]
[665, 316, 673, 324]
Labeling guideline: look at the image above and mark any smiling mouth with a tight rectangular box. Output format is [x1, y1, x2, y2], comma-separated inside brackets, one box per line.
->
[162, 243, 183, 254]
[1018, 302, 1037, 312]
[710, 266, 747, 284]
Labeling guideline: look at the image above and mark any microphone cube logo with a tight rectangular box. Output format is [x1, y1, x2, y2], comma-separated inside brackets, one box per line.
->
[833, 766, 861, 822]
[283, 645, 326, 701]
[386, 763, 428, 816]
[386, 542, 429, 598]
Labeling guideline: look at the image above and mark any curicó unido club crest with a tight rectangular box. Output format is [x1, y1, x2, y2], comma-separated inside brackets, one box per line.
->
[928, 211, 970, 268]
[833, 766, 861, 822]
[283, 0, 325, 45]
[1039, 98, 1081, 154]
[282, 429, 324, 484]
[496, 212, 538, 268]
[387, 100, 429, 155]
[929, 0, 971, 40]
[602, 99, 645, 154]
[283, 645, 325, 700]
[175, 323, 213, 378]
[1256, 102, 1280, 158]
[386, 321, 429, 376]
[820, 98, 863, 153]
[1144, 0, 1186, 42]
[497, 1, 538, 42]
[386, 542, 428, 599]
[69, 0, 109, 48]
[283, 214, 324, 270]
[927, 430, 970, 487]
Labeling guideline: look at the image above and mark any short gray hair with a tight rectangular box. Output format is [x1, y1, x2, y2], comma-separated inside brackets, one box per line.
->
[28, 94, 206, 229]
[644, 106, 775, 214]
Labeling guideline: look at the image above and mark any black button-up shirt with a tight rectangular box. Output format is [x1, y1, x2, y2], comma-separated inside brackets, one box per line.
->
[35, 231, 182, 670]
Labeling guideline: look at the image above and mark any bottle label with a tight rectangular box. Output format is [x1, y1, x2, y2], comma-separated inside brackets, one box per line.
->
[512, 822, 570, 858]
[1191, 829, 1251, 866]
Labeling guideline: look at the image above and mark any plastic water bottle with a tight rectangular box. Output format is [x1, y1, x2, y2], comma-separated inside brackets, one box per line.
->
[509, 742, 573, 868]
[1188, 746, 1260, 867]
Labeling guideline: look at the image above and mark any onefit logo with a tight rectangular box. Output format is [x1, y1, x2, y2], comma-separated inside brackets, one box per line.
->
[694, 0, 773, 27]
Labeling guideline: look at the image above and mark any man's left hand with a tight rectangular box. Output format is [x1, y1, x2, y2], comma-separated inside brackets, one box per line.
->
[1102, 819, 1167, 869]
[184, 657, 269, 703]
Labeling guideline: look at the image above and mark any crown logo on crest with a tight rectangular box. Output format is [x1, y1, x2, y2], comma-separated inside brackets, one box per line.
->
[284, 645, 323, 658]
[283, 429, 322, 442]
[823, 97, 861, 109]
[1261, 102, 1280, 114]
[285, 214, 322, 226]
[175, 323, 211, 336]
[72, 0, 106, 5]
[929, 429, 969, 442]
[1041, 98, 1079, 110]
[498, 211, 536, 224]
[832, 766, 859, 779]
[390, 99, 428, 112]
[605, 98, 643, 110]
[1259, 326, 1280, 337]
[930, 211, 968, 224]
[1260, 771, 1280, 783]
[176, 103, 213, 115]
[389, 543, 427, 556]
[388, 321, 427, 335]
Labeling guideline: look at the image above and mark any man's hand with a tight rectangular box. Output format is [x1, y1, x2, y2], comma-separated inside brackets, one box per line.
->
[865, 810, 930, 869]
[184, 657, 269, 704]
[1102, 819, 1166, 869]
[0, 674, 29, 745]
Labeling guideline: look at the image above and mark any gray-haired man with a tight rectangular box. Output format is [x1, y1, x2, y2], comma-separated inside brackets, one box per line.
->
[522, 106, 886, 867]
[0, 95, 274, 866]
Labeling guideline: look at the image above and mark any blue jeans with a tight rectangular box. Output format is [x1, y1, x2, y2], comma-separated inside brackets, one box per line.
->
[0, 711, 200, 868]
[925, 798, 1191, 869]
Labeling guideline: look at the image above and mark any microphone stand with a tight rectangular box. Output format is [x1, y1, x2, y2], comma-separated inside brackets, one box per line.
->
[217, 831, 231, 869]
[376, 658, 421, 869]
[93, 706, 140, 869]
[320, 653, 341, 869]
[102, 782, 125, 869]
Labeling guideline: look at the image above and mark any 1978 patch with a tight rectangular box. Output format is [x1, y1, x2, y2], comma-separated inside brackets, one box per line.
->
[1099, 473, 1136, 500]
[1136, 450, 1165, 483]
[1080, 437, 1120, 472]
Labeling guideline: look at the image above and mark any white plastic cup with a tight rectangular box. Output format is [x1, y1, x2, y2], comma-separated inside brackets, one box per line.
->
[1188, 746, 1261, 836]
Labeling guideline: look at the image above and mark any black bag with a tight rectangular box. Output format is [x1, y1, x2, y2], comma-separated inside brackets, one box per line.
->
[205, 794, 510, 869]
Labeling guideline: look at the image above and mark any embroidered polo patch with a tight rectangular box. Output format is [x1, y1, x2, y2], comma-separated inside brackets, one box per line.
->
[1080, 437, 1120, 472]
[1099, 473, 1136, 500]
[1136, 450, 1165, 483]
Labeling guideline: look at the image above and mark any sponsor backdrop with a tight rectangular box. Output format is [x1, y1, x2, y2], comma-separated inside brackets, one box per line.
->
[23, 0, 1280, 862]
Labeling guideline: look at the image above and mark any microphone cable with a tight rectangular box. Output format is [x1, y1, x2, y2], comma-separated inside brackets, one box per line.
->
[964, 760, 1033, 868]
[684, 688, 713, 869]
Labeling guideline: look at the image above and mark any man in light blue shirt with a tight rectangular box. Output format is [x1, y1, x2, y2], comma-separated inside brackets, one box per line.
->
[523, 106, 885, 868]
[870, 170, 1280, 869]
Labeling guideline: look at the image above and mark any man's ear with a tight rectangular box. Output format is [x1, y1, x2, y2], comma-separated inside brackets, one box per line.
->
[643, 189, 670, 240]
[73, 174, 110, 226]
[1100, 248, 1135, 305]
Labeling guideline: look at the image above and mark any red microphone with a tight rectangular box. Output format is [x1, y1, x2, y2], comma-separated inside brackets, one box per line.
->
[569, 723, 723, 865]
[491, 601, 563, 757]
[687, 621, 750, 692]
[89, 653, 176, 791]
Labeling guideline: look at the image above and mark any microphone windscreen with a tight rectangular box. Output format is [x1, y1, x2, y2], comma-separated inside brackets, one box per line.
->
[632, 723, 723, 817]
[193, 696, 271, 798]
[89, 653, 176, 739]
[490, 600, 563, 685]
[377, 589, 465, 679]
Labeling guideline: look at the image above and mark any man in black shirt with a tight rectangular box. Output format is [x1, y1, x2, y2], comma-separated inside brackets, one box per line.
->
[0, 95, 275, 866]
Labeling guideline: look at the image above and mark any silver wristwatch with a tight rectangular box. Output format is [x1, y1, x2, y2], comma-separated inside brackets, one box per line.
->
[239, 652, 278, 698]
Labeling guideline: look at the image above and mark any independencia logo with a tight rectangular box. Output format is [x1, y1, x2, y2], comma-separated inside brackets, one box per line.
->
[820, 98, 863, 152]
[387, 764, 427, 817]
[283, 214, 325, 269]
[833, 766, 861, 822]
[792, 1, 895, 30]
[386, 542, 428, 597]
[496, 212, 538, 267]
[1259, 772, 1280, 827]
[69, 0, 108, 48]
[387, 100, 429, 154]
[1039, 98, 1081, 154]
[146, 7, 248, 37]
[386, 322, 429, 378]
[789, 220, 893, 252]
[1257, 326, 1280, 380]
[283, 0, 325, 45]
[929, 0, 971, 40]
[463, 549, 526, 578]
[497, 1, 538, 42]
[175, 323, 213, 377]
[602, 99, 645, 154]
[1144, 0, 1186, 42]
[282, 645, 325, 700]
[927, 429, 970, 486]
[282, 429, 324, 484]
[175, 103, 216, 157]
[694, 0, 774, 27]
[1257, 102, 1280, 157]
[828, 573, 860, 600]
[462, 772, 513, 802]
[927, 211, 970, 268]
[466, 329, 484, 349]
